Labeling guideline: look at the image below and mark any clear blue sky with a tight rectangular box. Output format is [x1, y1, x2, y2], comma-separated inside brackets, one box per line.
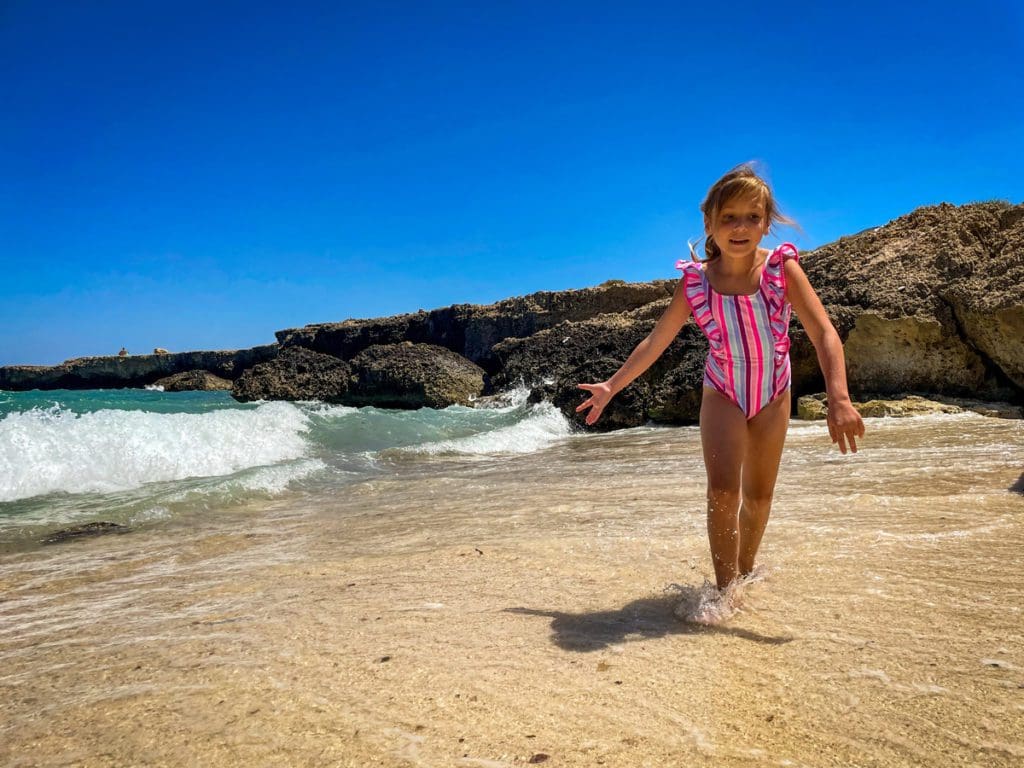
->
[2, 1, 1021, 365]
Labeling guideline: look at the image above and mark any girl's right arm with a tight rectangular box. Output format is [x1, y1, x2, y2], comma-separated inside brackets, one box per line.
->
[576, 278, 693, 425]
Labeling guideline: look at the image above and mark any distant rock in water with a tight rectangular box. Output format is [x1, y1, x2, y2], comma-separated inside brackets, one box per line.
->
[0, 345, 278, 391]
[154, 370, 233, 392]
[42, 521, 129, 545]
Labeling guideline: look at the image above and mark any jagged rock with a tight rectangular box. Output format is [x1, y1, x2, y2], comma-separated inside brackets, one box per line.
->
[154, 370, 233, 392]
[232, 346, 351, 402]
[492, 300, 706, 429]
[346, 342, 485, 409]
[275, 281, 674, 373]
[0, 345, 277, 391]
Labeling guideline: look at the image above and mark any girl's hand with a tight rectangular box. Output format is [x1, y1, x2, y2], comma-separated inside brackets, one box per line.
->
[576, 382, 614, 426]
[827, 400, 865, 454]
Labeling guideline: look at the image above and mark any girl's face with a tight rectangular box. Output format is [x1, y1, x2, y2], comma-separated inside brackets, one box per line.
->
[706, 194, 769, 258]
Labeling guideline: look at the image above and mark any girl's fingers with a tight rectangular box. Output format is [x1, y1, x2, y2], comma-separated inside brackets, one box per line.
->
[847, 432, 858, 453]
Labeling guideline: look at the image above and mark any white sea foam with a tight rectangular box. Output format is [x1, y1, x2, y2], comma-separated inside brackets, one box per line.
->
[0, 402, 313, 502]
[297, 401, 360, 418]
[401, 400, 571, 456]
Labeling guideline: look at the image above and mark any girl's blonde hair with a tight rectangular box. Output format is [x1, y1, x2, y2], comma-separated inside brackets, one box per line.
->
[689, 163, 795, 262]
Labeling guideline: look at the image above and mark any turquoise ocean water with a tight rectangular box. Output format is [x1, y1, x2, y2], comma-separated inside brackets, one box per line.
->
[0, 386, 569, 549]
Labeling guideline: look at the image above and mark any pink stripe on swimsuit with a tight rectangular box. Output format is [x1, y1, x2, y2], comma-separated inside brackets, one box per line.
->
[674, 243, 799, 419]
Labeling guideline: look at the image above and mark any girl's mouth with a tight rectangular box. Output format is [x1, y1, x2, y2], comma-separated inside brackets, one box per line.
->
[729, 239, 749, 245]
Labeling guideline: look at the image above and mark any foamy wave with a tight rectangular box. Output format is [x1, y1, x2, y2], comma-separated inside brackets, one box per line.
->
[298, 402, 360, 418]
[467, 383, 533, 410]
[164, 458, 328, 500]
[0, 402, 312, 502]
[401, 400, 571, 455]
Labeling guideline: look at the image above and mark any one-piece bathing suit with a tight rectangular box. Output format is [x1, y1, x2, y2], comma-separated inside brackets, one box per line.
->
[675, 243, 799, 420]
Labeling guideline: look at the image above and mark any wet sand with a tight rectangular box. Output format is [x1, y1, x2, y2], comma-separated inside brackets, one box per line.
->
[2, 415, 1022, 766]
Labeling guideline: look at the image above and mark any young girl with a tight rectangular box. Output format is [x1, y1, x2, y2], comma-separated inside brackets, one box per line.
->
[576, 164, 865, 607]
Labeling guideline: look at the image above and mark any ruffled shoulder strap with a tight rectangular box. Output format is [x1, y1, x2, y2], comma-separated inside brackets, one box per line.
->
[763, 244, 798, 318]
[768, 242, 799, 268]
[674, 259, 710, 317]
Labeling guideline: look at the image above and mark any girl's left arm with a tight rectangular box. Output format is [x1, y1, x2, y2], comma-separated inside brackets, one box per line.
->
[784, 259, 865, 454]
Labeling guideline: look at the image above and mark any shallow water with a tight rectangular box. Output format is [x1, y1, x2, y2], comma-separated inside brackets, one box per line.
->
[1, 412, 1022, 766]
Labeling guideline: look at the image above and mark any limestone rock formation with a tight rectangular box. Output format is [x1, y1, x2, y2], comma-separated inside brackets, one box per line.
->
[803, 201, 1024, 399]
[0, 345, 278, 391]
[797, 392, 1023, 420]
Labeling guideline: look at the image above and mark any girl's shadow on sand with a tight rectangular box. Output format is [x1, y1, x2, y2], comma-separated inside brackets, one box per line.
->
[504, 588, 793, 652]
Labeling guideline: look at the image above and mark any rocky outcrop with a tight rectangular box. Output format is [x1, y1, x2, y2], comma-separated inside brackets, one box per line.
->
[274, 280, 673, 373]
[0, 345, 278, 391]
[233, 346, 352, 403]
[232, 342, 485, 409]
[154, 370, 233, 392]
[803, 201, 1024, 400]
[346, 342, 485, 409]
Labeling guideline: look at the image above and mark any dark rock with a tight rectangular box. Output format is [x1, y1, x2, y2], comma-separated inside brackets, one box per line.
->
[154, 370, 233, 392]
[275, 281, 674, 372]
[346, 342, 485, 409]
[232, 346, 352, 403]
[42, 521, 129, 544]
[499, 302, 707, 428]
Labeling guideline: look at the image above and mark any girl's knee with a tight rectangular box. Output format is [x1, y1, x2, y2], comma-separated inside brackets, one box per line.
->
[741, 493, 774, 513]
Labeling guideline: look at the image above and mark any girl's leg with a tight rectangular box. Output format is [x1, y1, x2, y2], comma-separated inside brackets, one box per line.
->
[737, 390, 791, 576]
[699, 387, 748, 589]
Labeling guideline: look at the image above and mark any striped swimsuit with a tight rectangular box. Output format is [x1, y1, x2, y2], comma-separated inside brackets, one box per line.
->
[675, 243, 799, 419]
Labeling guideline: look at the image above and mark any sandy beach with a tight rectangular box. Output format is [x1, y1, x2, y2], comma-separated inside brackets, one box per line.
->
[2, 414, 1022, 767]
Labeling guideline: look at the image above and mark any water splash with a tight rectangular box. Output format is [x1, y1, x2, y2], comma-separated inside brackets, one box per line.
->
[668, 565, 771, 626]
